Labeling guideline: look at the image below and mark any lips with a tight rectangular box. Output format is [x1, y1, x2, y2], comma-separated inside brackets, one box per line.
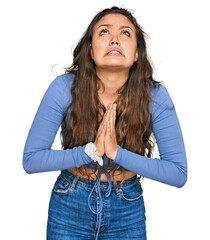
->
[105, 48, 123, 56]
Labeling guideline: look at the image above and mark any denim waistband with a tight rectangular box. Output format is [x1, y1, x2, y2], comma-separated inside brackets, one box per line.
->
[60, 169, 138, 190]
[60, 169, 139, 240]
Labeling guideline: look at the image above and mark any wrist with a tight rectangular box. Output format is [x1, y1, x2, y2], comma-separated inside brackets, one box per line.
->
[85, 142, 103, 166]
[110, 145, 119, 161]
[95, 150, 100, 157]
[113, 145, 122, 164]
[93, 142, 99, 157]
[93, 141, 104, 157]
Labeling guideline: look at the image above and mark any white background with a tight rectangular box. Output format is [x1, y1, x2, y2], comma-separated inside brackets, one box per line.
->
[1, 0, 210, 239]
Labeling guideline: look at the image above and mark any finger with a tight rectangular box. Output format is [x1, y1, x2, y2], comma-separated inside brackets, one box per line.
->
[98, 104, 112, 135]
[103, 107, 111, 122]
[113, 104, 117, 125]
[106, 120, 111, 136]
[104, 109, 110, 126]
[99, 109, 110, 131]
[107, 104, 111, 109]
[110, 109, 114, 134]
[101, 118, 107, 135]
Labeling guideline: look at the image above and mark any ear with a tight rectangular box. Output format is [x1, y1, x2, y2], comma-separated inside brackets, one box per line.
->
[135, 48, 139, 61]
[90, 45, 94, 59]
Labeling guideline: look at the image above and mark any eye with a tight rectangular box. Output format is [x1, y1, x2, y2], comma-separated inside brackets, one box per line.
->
[100, 29, 108, 35]
[122, 30, 130, 37]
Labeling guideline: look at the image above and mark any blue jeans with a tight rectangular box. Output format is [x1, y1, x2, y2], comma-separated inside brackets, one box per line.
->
[47, 169, 146, 240]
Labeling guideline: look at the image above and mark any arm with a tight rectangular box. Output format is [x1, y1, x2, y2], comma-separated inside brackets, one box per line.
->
[22, 74, 93, 174]
[114, 84, 187, 188]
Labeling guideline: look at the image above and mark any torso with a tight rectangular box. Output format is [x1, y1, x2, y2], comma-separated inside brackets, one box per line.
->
[68, 167, 136, 182]
[68, 91, 137, 182]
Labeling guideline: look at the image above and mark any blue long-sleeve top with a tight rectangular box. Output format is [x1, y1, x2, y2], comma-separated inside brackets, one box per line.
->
[23, 73, 187, 188]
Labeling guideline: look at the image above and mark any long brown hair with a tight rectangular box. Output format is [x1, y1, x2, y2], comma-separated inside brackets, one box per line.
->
[61, 6, 158, 188]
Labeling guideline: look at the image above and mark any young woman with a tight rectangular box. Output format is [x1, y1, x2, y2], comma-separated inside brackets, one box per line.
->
[23, 6, 187, 240]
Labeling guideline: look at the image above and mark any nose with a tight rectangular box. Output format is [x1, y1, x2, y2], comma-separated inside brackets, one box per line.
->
[109, 32, 120, 46]
[111, 40, 119, 45]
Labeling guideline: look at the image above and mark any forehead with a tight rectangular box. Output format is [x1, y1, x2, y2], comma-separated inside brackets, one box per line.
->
[93, 13, 136, 31]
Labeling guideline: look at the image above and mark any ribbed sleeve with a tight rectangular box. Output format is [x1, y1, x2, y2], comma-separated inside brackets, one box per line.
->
[114, 84, 187, 188]
[23, 75, 187, 187]
[22, 74, 93, 173]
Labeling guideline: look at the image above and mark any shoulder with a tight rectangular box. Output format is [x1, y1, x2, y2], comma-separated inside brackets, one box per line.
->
[150, 82, 174, 118]
[52, 73, 75, 96]
[46, 73, 75, 111]
[150, 82, 171, 103]
[52, 73, 75, 89]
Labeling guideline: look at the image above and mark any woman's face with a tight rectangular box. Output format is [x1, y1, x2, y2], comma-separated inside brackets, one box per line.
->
[90, 14, 138, 72]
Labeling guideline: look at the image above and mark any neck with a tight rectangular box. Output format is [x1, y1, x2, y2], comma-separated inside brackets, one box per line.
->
[96, 67, 129, 96]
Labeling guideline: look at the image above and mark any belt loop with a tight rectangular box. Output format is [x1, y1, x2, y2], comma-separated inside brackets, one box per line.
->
[70, 176, 79, 190]
[114, 181, 121, 195]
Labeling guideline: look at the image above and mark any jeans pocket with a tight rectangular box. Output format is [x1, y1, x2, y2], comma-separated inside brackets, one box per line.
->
[53, 175, 72, 195]
[119, 181, 143, 202]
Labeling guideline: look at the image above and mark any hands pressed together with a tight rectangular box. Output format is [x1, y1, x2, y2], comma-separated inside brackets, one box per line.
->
[94, 103, 119, 161]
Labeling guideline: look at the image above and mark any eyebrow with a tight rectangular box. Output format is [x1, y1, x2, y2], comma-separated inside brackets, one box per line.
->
[97, 24, 133, 31]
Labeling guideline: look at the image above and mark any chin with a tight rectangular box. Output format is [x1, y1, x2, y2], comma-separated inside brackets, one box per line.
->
[101, 64, 129, 70]
[106, 64, 132, 71]
[101, 61, 131, 68]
